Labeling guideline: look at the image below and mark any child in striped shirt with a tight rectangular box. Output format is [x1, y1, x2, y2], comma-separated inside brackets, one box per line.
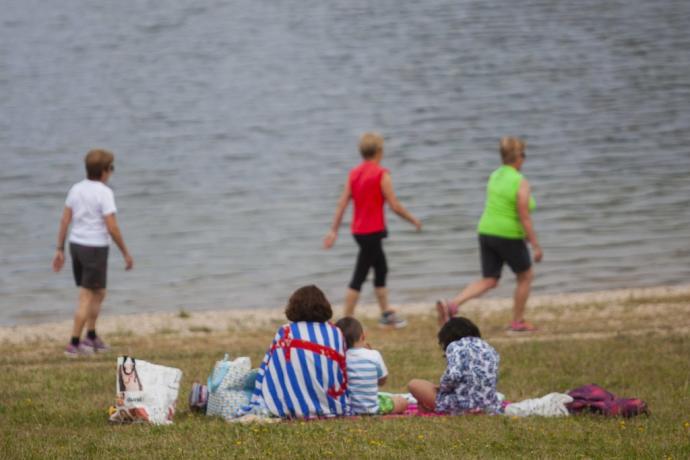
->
[335, 317, 408, 415]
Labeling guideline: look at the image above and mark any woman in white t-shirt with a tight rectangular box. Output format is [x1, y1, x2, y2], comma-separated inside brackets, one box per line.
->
[52, 149, 134, 357]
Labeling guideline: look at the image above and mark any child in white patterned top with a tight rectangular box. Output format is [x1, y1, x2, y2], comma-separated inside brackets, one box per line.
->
[408, 317, 502, 415]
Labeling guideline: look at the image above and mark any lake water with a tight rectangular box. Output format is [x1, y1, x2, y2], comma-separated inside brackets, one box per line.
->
[2, 0, 689, 325]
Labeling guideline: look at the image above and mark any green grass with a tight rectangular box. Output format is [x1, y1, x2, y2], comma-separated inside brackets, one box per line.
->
[622, 292, 690, 307]
[1, 312, 689, 459]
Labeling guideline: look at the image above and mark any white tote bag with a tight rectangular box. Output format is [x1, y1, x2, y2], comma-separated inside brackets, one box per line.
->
[109, 356, 183, 425]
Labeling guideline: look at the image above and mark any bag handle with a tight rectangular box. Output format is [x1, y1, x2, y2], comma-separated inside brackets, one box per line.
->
[207, 353, 230, 393]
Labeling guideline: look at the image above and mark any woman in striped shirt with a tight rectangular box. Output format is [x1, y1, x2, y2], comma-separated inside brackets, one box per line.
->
[248, 285, 350, 418]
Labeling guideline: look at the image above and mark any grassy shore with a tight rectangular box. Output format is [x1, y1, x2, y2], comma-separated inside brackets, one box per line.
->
[1, 289, 689, 459]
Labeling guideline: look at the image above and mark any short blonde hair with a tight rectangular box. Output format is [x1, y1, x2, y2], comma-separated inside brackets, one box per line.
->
[499, 137, 525, 164]
[358, 132, 384, 159]
[85, 149, 114, 180]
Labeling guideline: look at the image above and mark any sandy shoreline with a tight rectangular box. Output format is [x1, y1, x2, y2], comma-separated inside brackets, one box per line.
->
[2, 284, 689, 345]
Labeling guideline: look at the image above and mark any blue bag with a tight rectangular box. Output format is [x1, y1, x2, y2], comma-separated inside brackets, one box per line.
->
[205, 354, 255, 420]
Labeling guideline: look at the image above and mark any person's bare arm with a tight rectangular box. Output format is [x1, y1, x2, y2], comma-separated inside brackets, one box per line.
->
[381, 173, 421, 231]
[104, 213, 134, 270]
[517, 179, 542, 262]
[52, 207, 72, 272]
[323, 180, 352, 249]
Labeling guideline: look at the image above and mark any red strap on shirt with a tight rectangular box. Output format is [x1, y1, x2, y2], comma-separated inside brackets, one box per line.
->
[270, 325, 348, 398]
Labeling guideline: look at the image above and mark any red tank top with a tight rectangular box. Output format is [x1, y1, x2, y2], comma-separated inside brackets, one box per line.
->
[349, 161, 388, 234]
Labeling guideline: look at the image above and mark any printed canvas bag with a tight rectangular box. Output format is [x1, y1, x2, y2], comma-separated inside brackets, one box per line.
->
[109, 356, 183, 425]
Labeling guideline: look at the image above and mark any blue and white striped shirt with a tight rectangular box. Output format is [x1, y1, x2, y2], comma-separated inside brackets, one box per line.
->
[346, 348, 387, 415]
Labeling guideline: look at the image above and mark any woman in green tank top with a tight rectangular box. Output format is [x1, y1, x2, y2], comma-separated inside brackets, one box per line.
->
[437, 137, 543, 332]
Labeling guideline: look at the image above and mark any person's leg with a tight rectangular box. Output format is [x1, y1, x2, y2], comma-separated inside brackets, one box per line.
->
[501, 238, 534, 327]
[86, 288, 106, 331]
[513, 268, 533, 323]
[374, 287, 389, 314]
[390, 395, 409, 414]
[343, 288, 360, 317]
[370, 234, 407, 327]
[71, 287, 94, 339]
[445, 235, 502, 313]
[76, 245, 111, 350]
[346, 234, 375, 317]
[438, 278, 498, 327]
[449, 277, 499, 308]
[408, 379, 438, 412]
[371, 234, 390, 314]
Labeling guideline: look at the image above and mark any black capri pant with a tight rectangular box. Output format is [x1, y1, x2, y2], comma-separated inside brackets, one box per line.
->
[349, 231, 388, 291]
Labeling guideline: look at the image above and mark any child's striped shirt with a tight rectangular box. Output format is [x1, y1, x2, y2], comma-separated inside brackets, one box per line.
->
[346, 347, 387, 415]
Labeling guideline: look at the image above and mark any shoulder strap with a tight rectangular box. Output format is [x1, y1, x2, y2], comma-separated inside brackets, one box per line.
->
[269, 325, 348, 398]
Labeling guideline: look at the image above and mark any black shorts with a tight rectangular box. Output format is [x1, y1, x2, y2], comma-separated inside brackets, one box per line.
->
[349, 230, 388, 291]
[70, 243, 109, 289]
[479, 234, 531, 279]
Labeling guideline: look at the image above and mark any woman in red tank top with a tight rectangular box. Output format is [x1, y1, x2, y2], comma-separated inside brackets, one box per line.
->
[324, 132, 421, 327]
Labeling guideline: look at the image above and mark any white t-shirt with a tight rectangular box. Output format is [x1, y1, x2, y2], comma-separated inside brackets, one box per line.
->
[65, 179, 117, 247]
[346, 347, 388, 415]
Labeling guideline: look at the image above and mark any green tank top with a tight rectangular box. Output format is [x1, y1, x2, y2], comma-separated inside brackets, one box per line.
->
[477, 165, 536, 239]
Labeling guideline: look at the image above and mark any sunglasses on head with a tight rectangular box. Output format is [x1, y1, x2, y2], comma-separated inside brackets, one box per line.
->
[108, 164, 115, 172]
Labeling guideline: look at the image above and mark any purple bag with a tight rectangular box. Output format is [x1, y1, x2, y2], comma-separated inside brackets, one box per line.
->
[566, 384, 648, 418]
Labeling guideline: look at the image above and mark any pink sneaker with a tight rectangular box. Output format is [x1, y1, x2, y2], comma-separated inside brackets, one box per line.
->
[507, 320, 538, 333]
[64, 342, 95, 358]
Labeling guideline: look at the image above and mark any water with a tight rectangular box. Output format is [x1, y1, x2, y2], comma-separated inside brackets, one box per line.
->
[2, 0, 689, 325]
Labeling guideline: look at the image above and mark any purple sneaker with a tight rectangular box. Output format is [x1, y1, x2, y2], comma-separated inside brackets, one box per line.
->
[82, 336, 111, 352]
[64, 342, 95, 358]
